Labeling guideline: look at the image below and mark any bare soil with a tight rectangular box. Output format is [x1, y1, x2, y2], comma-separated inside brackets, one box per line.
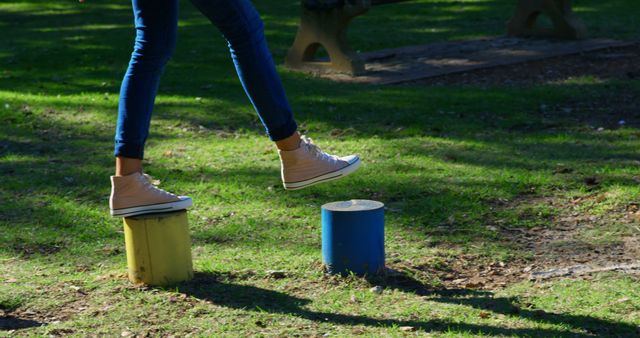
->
[415, 43, 640, 87]
[389, 194, 640, 290]
[396, 44, 640, 290]
[387, 44, 640, 289]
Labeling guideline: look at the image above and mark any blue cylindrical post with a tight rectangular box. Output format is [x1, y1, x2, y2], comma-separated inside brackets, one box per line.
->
[321, 200, 385, 276]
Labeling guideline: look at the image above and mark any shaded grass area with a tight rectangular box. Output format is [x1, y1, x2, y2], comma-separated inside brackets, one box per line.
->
[1, 0, 640, 336]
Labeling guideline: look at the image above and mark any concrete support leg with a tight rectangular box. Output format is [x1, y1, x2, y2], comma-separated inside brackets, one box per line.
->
[508, 0, 586, 39]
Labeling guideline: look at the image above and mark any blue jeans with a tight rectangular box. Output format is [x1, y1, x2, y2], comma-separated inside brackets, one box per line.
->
[115, 0, 298, 159]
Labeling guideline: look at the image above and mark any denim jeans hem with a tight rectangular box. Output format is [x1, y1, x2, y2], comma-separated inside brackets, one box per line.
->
[268, 119, 298, 142]
[114, 141, 145, 159]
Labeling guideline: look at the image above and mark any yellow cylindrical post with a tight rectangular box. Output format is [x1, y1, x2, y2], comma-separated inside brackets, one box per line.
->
[123, 211, 193, 286]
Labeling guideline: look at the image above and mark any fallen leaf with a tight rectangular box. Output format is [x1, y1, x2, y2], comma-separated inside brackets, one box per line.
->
[369, 286, 383, 294]
[265, 270, 286, 279]
[553, 166, 573, 174]
[351, 328, 366, 334]
[465, 279, 484, 289]
[583, 176, 599, 186]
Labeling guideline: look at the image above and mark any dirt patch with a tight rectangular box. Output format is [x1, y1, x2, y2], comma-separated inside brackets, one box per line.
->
[317, 38, 633, 85]
[418, 45, 640, 288]
[414, 43, 640, 87]
[388, 194, 640, 290]
[11, 241, 66, 257]
[506, 196, 640, 265]
[543, 83, 640, 129]
[2, 281, 98, 334]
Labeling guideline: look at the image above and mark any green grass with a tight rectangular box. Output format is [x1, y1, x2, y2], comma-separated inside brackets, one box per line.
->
[1, 0, 640, 336]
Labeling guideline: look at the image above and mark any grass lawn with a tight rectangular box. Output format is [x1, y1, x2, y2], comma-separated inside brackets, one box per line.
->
[1, 0, 640, 336]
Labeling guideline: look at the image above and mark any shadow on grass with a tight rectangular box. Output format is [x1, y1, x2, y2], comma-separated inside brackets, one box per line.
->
[0, 316, 44, 331]
[3, 0, 638, 98]
[367, 271, 639, 336]
[1, 97, 637, 258]
[430, 294, 639, 337]
[177, 271, 636, 337]
[0, 0, 515, 94]
[1, 0, 639, 264]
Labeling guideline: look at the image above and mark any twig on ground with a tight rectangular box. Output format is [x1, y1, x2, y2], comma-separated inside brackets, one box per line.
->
[530, 262, 640, 280]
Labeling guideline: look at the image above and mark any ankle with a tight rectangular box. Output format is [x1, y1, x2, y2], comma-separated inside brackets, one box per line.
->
[115, 157, 143, 176]
[275, 132, 301, 151]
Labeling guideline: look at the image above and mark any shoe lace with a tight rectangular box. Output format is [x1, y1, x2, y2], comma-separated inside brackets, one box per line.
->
[301, 135, 339, 164]
[140, 173, 178, 198]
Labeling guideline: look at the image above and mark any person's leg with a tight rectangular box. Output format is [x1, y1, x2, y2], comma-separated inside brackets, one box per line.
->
[190, 0, 360, 189]
[114, 0, 179, 163]
[189, 0, 297, 142]
[110, 0, 192, 217]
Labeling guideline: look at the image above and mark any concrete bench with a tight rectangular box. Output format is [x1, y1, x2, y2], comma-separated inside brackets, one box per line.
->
[285, 0, 586, 75]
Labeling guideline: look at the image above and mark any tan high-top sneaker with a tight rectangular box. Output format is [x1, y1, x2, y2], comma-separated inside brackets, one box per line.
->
[110, 172, 192, 217]
[279, 135, 360, 190]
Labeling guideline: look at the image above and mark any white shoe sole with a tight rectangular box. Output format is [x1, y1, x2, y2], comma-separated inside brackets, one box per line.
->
[283, 157, 361, 190]
[111, 197, 193, 218]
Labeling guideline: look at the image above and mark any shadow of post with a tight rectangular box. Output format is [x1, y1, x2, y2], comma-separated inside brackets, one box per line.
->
[176, 271, 633, 337]
[430, 294, 640, 337]
[0, 316, 44, 331]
